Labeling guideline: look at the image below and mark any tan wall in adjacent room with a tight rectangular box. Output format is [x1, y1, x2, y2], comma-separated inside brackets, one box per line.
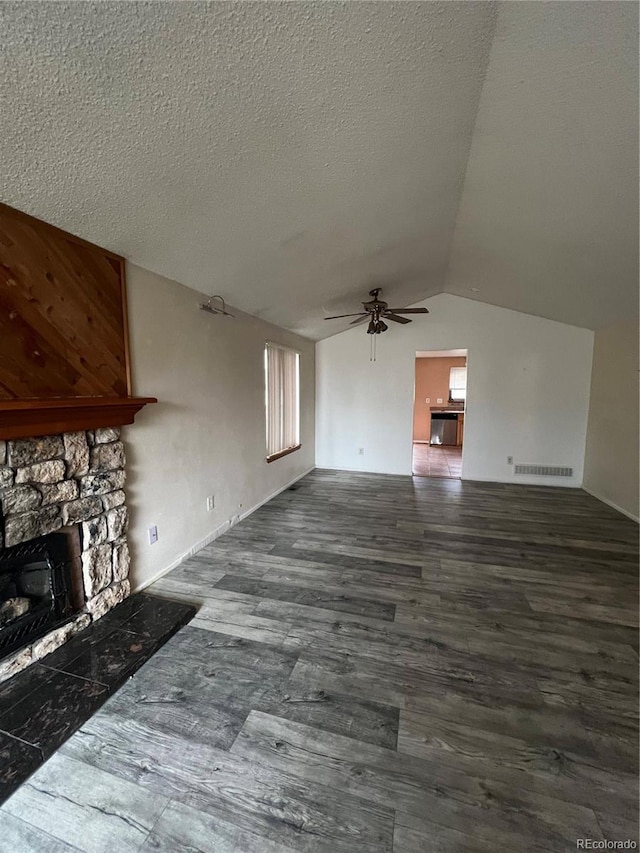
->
[412, 356, 467, 442]
[583, 319, 639, 521]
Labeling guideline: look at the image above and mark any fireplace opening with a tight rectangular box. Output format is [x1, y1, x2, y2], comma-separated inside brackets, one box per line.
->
[0, 531, 79, 660]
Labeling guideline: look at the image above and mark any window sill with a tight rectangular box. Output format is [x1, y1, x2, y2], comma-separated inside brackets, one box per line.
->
[266, 444, 301, 463]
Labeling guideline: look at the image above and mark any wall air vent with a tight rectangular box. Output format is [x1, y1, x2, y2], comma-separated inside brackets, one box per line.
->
[514, 464, 573, 477]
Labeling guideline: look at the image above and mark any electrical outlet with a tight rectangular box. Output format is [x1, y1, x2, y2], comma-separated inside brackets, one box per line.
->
[206, 495, 215, 512]
[358, 447, 365, 455]
[437, 398, 443, 404]
[148, 525, 158, 545]
[425, 397, 430, 404]
[507, 456, 513, 465]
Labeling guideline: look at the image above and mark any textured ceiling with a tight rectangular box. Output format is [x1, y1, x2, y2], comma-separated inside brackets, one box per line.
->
[445, 2, 639, 330]
[0, 2, 636, 340]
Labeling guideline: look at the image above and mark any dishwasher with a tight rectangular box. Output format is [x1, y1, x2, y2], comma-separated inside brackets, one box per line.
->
[430, 413, 458, 446]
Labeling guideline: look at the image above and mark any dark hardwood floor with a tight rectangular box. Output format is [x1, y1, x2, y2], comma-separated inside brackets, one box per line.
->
[0, 469, 637, 851]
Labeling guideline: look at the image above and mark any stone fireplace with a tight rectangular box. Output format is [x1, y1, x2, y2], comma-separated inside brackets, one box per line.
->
[0, 428, 131, 682]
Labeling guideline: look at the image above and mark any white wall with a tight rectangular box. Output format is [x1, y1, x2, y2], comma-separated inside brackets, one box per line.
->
[316, 294, 593, 486]
[123, 264, 315, 590]
[583, 320, 639, 521]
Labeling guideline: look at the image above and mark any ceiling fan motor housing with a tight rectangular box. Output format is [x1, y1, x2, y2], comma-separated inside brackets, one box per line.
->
[363, 289, 388, 312]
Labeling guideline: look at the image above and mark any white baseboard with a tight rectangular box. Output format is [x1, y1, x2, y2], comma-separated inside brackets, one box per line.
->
[318, 467, 579, 486]
[133, 466, 316, 592]
[582, 486, 639, 523]
[237, 465, 315, 522]
[461, 474, 581, 489]
[315, 465, 409, 476]
[316, 467, 588, 489]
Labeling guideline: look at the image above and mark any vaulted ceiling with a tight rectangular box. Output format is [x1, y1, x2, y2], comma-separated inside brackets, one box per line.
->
[1, 2, 637, 339]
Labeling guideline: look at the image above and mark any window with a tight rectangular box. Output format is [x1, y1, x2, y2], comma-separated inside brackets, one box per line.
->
[265, 343, 300, 461]
[449, 366, 467, 402]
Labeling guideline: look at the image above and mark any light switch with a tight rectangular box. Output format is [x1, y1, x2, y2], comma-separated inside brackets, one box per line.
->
[425, 397, 430, 404]
[437, 398, 443, 404]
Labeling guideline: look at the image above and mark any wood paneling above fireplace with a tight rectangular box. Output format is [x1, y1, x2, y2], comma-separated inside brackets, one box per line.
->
[0, 203, 130, 399]
[0, 203, 155, 439]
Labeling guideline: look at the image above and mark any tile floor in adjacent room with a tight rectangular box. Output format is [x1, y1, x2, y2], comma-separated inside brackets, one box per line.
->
[412, 442, 462, 478]
[0, 469, 637, 852]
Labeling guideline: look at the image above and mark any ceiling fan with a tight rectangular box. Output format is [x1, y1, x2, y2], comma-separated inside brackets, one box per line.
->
[324, 288, 429, 334]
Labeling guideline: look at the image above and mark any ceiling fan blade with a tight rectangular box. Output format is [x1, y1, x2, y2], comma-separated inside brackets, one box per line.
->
[349, 315, 370, 326]
[385, 313, 412, 324]
[324, 313, 368, 320]
[385, 307, 429, 314]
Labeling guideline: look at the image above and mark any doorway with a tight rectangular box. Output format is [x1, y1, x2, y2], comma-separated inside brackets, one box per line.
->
[412, 349, 467, 478]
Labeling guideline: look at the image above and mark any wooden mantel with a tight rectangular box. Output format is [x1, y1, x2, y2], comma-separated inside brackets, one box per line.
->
[0, 397, 157, 441]
[0, 204, 158, 441]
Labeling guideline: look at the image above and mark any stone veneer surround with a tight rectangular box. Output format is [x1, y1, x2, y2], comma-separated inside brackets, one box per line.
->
[0, 428, 131, 682]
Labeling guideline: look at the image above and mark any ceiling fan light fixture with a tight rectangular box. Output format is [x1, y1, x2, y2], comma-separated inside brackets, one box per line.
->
[377, 320, 388, 333]
[367, 319, 377, 334]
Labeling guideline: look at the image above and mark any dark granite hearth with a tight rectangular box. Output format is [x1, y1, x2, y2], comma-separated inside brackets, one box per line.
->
[0, 592, 195, 803]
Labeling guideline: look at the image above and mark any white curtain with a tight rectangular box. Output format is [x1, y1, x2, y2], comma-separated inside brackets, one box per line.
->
[265, 344, 300, 458]
[449, 367, 467, 390]
[449, 366, 467, 401]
